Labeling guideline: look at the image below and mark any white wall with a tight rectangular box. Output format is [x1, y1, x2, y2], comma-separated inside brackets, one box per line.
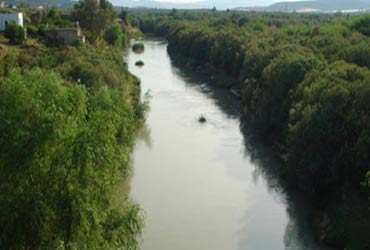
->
[0, 13, 24, 31]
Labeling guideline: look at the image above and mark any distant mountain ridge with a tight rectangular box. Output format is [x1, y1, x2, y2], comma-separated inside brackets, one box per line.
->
[263, 0, 370, 12]
[3, 0, 73, 7]
[109, 0, 270, 9]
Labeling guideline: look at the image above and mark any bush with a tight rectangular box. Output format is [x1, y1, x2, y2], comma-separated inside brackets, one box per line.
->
[135, 60, 144, 66]
[132, 42, 144, 53]
[104, 24, 127, 47]
[4, 23, 25, 45]
[26, 25, 38, 38]
[337, 41, 370, 68]
[37, 24, 47, 36]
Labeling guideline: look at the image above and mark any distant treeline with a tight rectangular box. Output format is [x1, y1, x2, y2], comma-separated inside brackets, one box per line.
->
[131, 10, 370, 249]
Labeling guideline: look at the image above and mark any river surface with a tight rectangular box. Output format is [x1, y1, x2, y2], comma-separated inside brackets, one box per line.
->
[127, 38, 325, 250]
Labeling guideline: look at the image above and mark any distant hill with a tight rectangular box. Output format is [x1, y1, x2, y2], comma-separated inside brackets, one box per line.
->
[4, 0, 75, 7]
[109, 0, 201, 9]
[109, 0, 276, 9]
[265, 0, 370, 12]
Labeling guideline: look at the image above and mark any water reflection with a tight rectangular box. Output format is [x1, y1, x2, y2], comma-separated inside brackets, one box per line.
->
[169, 58, 241, 120]
[239, 127, 331, 250]
[170, 46, 330, 250]
[136, 123, 153, 149]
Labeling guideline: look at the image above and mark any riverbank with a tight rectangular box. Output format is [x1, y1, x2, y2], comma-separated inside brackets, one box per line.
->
[0, 34, 144, 249]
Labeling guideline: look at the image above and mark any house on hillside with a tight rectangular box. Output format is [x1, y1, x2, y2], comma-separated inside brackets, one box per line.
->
[0, 13, 23, 31]
[45, 26, 85, 46]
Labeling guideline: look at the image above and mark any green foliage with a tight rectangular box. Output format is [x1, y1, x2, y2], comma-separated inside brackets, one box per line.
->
[352, 15, 370, 36]
[0, 69, 143, 249]
[288, 61, 370, 193]
[26, 24, 38, 37]
[132, 42, 144, 53]
[253, 22, 266, 32]
[47, 8, 58, 19]
[73, 0, 115, 38]
[135, 60, 144, 66]
[33, 8, 73, 29]
[247, 49, 320, 138]
[119, 8, 129, 27]
[30, 10, 44, 26]
[4, 43, 139, 94]
[4, 23, 25, 45]
[104, 24, 127, 47]
[337, 41, 370, 68]
[37, 24, 47, 36]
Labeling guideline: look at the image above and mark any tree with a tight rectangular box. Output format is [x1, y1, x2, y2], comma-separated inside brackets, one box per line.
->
[252, 49, 319, 137]
[338, 41, 370, 68]
[4, 23, 25, 45]
[352, 15, 370, 36]
[104, 24, 125, 47]
[47, 8, 58, 19]
[74, 0, 114, 37]
[119, 8, 129, 27]
[30, 10, 44, 26]
[288, 61, 370, 193]
[132, 43, 144, 53]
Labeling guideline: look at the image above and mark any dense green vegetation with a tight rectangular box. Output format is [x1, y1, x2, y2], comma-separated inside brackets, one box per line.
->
[132, 42, 144, 53]
[104, 23, 128, 47]
[4, 23, 25, 44]
[131, 10, 370, 249]
[288, 62, 370, 193]
[135, 60, 144, 66]
[0, 1, 145, 249]
[74, 0, 115, 39]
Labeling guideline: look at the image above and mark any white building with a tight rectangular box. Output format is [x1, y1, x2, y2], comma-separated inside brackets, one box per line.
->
[0, 13, 24, 31]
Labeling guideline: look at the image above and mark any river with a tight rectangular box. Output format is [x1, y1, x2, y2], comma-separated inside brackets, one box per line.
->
[127, 38, 327, 250]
